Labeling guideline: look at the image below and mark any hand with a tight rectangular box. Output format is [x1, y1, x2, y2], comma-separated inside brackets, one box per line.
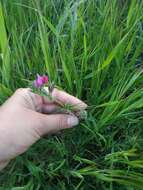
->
[0, 88, 87, 170]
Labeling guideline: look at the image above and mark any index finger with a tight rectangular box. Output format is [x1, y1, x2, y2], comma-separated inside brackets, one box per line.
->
[44, 87, 87, 110]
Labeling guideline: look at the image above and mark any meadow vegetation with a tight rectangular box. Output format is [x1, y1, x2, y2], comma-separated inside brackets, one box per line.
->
[0, 0, 143, 189]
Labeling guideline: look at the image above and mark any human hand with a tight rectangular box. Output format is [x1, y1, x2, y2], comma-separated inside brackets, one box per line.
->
[0, 88, 87, 170]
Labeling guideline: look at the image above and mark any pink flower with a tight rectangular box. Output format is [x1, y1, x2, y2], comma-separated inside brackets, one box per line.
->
[42, 76, 48, 83]
[34, 74, 48, 88]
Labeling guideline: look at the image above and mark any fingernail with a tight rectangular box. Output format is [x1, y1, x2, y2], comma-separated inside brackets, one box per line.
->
[82, 102, 88, 108]
[79, 102, 88, 109]
[67, 116, 79, 127]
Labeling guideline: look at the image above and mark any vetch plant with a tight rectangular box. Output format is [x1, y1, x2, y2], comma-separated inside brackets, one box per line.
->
[34, 74, 48, 88]
[32, 74, 87, 121]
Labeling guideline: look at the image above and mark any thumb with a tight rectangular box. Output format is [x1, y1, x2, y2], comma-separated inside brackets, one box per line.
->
[35, 113, 79, 136]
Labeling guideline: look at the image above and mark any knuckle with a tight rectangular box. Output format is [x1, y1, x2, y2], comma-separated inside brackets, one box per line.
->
[35, 116, 47, 136]
[15, 88, 29, 95]
[51, 88, 59, 98]
[58, 115, 67, 130]
[15, 88, 24, 94]
[33, 125, 42, 139]
[29, 93, 43, 112]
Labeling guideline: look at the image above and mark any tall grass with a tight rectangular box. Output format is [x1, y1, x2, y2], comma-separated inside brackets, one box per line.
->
[1, 0, 143, 189]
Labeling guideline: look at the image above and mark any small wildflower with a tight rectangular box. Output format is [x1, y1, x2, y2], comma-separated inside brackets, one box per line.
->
[32, 74, 87, 121]
[34, 74, 48, 88]
[42, 75, 48, 83]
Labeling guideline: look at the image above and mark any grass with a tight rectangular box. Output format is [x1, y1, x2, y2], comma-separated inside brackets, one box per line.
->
[0, 0, 143, 189]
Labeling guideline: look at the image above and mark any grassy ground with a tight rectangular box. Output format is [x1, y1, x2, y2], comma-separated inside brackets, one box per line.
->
[0, 0, 143, 189]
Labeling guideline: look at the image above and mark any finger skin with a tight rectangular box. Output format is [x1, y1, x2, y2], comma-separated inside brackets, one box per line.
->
[41, 104, 60, 114]
[0, 160, 9, 170]
[34, 113, 79, 136]
[43, 87, 87, 110]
